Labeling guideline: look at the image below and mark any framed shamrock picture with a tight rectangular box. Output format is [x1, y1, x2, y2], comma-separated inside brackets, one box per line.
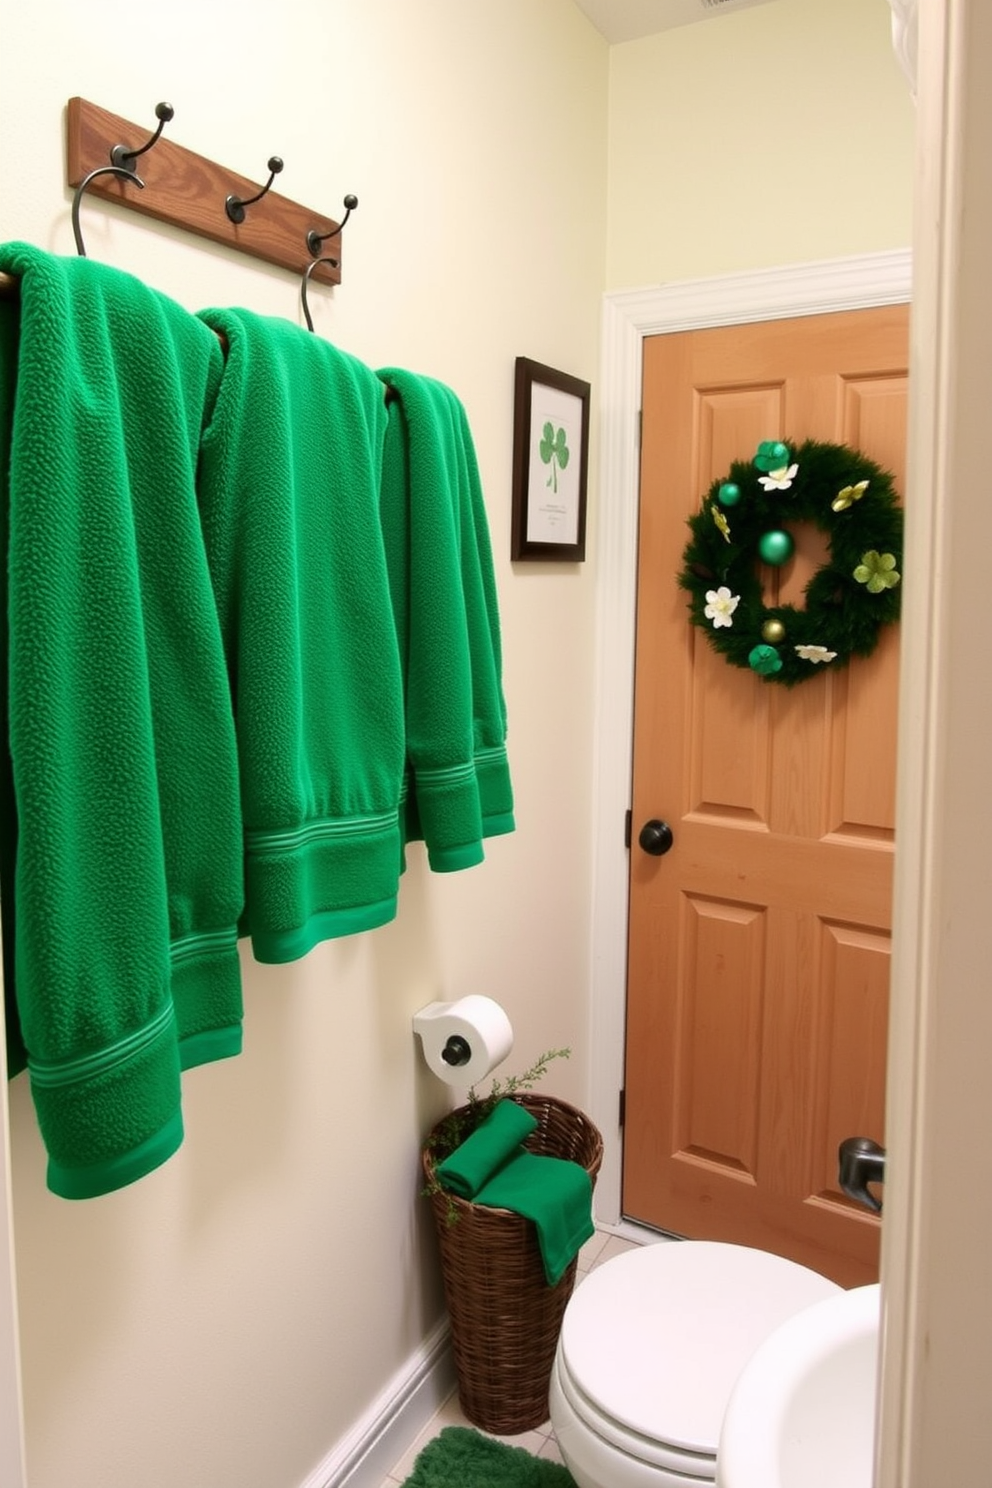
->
[511, 357, 590, 561]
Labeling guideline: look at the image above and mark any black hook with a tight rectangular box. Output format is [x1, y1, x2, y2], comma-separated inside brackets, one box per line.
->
[301, 195, 358, 332]
[305, 194, 358, 258]
[301, 256, 340, 332]
[226, 156, 284, 225]
[71, 164, 145, 257]
[109, 101, 174, 173]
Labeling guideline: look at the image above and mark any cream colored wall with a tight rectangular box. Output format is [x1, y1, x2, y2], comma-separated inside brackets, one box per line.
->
[605, 0, 915, 289]
[0, 4, 607, 1487]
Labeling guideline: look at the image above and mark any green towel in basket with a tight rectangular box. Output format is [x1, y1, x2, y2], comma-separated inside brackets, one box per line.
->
[435, 1098, 538, 1198]
[475, 1150, 595, 1287]
[436, 1098, 594, 1286]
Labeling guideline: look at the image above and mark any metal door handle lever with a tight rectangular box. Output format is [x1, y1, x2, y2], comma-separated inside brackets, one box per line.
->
[838, 1136, 886, 1214]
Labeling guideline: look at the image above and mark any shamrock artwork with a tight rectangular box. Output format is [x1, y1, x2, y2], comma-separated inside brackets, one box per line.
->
[540, 420, 570, 492]
[512, 356, 590, 561]
[524, 379, 584, 546]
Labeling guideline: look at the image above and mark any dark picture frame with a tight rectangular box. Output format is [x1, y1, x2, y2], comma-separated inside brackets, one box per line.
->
[511, 357, 590, 562]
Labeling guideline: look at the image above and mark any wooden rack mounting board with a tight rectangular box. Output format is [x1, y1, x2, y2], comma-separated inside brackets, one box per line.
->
[66, 97, 344, 287]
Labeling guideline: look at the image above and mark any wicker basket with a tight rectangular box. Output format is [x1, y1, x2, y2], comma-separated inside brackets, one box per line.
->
[422, 1092, 604, 1435]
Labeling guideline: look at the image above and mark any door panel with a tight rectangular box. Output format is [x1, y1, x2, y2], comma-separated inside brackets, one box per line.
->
[623, 307, 908, 1287]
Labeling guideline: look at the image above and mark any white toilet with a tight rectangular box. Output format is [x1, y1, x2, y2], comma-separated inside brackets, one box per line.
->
[549, 1240, 842, 1488]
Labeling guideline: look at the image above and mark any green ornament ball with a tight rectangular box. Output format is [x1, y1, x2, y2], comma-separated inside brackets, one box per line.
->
[748, 643, 783, 676]
[754, 439, 792, 472]
[758, 529, 794, 566]
[718, 481, 742, 507]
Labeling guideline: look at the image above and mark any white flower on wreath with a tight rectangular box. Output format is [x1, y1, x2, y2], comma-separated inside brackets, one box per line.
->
[704, 587, 740, 628]
[758, 462, 799, 491]
[795, 643, 838, 663]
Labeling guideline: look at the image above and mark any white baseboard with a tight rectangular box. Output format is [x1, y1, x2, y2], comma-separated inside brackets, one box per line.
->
[298, 1319, 456, 1488]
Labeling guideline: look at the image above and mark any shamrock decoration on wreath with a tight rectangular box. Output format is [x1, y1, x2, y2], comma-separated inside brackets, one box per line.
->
[678, 438, 903, 685]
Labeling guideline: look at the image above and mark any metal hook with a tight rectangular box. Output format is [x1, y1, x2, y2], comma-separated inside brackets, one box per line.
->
[71, 164, 145, 257]
[300, 255, 340, 332]
[109, 101, 174, 173]
[226, 156, 284, 225]
[305, 194, 358, 258]
[300, 195, 357, 331]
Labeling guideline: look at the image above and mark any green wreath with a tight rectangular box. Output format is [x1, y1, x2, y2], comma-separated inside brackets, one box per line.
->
[678, 438, 903, 685]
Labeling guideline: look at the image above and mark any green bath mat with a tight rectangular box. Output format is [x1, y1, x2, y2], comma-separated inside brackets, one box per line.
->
[400, 1425, 576, 1487]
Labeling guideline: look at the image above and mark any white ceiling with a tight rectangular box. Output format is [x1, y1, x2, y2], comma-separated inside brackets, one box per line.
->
[570, 0, 778, 44]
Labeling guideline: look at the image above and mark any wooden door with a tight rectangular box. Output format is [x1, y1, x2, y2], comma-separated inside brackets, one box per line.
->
[622, 307, 909, 1288]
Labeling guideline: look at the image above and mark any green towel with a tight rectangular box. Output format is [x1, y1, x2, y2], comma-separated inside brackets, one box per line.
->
[445, 386, 516, 840]
[0, 242, 245, 1198]
[378, 368, 514, 871]
[196, 308, 405, 962]
[436, 1098, 594, 1285]
[435, 1098, 539, 1198]
[476, 1150, 595, 1287]
[0, 294, 26, 1080]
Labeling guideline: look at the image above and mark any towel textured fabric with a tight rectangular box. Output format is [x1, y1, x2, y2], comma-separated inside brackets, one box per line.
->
[435, 1097, 539, 1198]
[436, 1097, 594, 1285]
[0, 242, 245, 1198]
[0, 297, 25, 1080]
[378, 368, 514, 870]
[475, 1149, 595, 1286]
[197, 308, 405, 962]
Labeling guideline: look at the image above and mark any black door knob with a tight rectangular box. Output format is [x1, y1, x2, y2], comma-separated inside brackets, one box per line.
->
[638, 819, 674, 856]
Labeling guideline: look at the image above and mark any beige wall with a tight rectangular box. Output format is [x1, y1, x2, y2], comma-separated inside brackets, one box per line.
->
[606, 0, 914, 289]
[0, 5, 607, 1487]
[0, 3, 916, 1487]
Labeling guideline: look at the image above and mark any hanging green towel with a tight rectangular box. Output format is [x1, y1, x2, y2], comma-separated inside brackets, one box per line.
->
[0, 295, 24, 1080]
[196, 308, 406, 962]
[378, 367, 514, 870]
[435, 1098, 539, 1198]
[0, 242, 245, 1198]
[476, 1150, 595, 1287]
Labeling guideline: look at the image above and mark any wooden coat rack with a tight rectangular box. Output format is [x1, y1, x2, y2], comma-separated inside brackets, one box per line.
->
[65, 97, 352, 287]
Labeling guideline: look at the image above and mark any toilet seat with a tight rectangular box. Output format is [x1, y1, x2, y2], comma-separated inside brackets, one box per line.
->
[554, 1351, 717, 1478]
[554, 1241, 842, 1477]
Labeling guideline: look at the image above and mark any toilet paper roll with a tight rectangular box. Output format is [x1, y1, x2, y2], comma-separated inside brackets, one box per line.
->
[413, 995, 514, 1085]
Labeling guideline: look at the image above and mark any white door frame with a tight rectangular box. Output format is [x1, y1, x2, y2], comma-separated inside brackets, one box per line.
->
[587, 248, 913, 1229]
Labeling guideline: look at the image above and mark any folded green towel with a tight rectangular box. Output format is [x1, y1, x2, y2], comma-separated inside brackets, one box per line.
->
[476, 1150, 595, 1287]
[435, 1098, 538, 1198]
[436, 1097, 594, 1285]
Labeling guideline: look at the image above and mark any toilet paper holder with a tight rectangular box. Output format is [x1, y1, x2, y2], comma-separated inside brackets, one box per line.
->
[413, 996, 514, 1085]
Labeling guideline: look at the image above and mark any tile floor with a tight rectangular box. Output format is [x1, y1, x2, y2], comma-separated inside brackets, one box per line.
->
[379, 1230, 645, 1486]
